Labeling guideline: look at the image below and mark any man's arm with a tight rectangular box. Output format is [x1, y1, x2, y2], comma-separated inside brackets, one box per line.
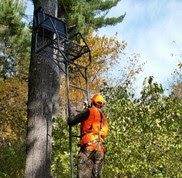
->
[68, 108, 90, 126]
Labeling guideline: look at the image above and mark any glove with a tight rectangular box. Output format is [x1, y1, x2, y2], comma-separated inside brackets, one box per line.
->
[67, 114, 75, 126]
[67, 106, 76, 125]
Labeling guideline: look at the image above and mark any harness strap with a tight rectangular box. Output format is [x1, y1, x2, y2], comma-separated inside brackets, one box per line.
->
[81, 139, 99, 147]
[81, 132, 99, 138]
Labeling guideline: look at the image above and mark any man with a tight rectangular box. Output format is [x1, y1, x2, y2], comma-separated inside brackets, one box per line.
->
[68, 94, 109, 178]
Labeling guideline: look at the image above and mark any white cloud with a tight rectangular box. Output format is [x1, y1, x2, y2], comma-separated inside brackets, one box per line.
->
[98, 0, 182, 93]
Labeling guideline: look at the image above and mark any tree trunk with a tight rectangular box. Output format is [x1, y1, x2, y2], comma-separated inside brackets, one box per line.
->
[25, 0, 59, 177]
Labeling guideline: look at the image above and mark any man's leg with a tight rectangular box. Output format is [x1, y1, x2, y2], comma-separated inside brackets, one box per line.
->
[77, 149, 94, 178]
[92, 151, 105, 178]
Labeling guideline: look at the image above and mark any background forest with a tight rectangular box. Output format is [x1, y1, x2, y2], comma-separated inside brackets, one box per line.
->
[0, 0, 181, 177]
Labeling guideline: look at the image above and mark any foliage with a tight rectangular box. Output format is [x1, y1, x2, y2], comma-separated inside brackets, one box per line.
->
[51, 117, 80, 178]
[0, 78, 27, 177]
[51, 117, 70, 177]
[58, 0, 125, 35]
[51, 76, 182, 177]
[0, 1, 29, 177]
[0, 78, 27, 143]
[170, 65, 182, 99]
[0, 0, 29, 143]
[0, 141, 25, 178]
[101, 76, 182, 177]
[0, 0, 31, 80]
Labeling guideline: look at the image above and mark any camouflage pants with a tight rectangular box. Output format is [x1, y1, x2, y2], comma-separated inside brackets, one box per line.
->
[77, 149, 105, 178]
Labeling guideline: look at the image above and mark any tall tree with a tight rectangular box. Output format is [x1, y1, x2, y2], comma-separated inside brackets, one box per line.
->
[25, 0, 60, 177]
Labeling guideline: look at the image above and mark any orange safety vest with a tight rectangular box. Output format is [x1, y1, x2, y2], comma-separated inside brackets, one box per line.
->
[80, 107, 108, 152]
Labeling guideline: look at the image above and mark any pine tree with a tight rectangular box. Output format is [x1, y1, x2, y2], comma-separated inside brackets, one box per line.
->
[0, 0, 31, 80]
[58, 0, 125, 34]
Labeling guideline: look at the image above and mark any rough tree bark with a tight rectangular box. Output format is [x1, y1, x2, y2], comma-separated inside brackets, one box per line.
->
[25, 0, 60, 177]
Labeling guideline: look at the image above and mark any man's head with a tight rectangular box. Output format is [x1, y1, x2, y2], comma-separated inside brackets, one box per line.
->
[91, 94, 105, 108]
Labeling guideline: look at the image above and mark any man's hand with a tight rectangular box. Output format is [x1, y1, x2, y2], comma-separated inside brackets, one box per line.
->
[71, 106, 76, 116]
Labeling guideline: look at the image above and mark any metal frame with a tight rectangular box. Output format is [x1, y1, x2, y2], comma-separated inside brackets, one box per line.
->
[33, 7, 92, 178]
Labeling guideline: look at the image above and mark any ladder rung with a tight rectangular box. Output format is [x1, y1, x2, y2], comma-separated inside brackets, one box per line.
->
[69, 84, 88, 92]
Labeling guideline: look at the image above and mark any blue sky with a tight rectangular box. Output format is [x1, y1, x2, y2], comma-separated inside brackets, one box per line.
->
[26, 0, 182, 94]
[98, 0, 182, 94]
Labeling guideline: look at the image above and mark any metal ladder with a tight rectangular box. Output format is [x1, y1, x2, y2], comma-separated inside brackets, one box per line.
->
[33, 7, 92, 178]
